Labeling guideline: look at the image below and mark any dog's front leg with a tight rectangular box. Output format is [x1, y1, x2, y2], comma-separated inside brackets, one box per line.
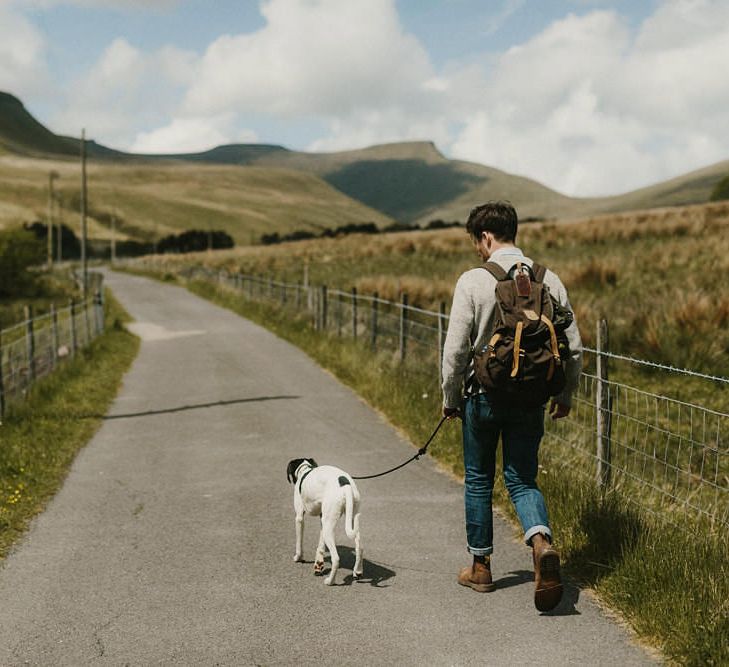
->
[293, 507, 304, 562]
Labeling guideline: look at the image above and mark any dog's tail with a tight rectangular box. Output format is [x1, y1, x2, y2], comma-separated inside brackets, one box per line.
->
[339, 476, 356, 539]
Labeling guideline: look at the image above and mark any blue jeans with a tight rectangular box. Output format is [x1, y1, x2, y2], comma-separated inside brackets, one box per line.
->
[462, 394, 551, 555]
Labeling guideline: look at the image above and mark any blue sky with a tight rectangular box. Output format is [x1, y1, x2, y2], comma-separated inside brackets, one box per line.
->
[1, 0, 728, 197]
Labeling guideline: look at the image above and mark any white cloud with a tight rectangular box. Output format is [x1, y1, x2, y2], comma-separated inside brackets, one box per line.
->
[0, 3, 48, 97]
[130, 115, 258, 153]
[51, 38, 197, 148]
[450, 2, 729, 196]
[184, 0, 435, 118]
[12, 0, 178, 9]
[483, 0, 526, 36]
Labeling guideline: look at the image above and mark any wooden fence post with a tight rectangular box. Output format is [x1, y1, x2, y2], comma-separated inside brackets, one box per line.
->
[320, 285, 328, 331]
[51, 304, 59, 369]
[84, 296, 91, 345]
[336, 292, 342, 337]
[371, 292, 378, 352]
[438, 301, 446, 377]
[596, 318, 612, 490]
[351, 287, 358, 340]
[399, 294, 408, 362]
[0, 330, 5, 422]
[70, 299, 77, 357]
[94, 289, 103, 336]
[25, 306, 35, 384]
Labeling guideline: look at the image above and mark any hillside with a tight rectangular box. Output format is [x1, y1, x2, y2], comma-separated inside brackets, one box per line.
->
[0, 93, 126, 160]
[0, 92, 582, 224]
[0, 93, 77, 157]
[0, 155, 393, 243]
[180, 140, 582, 222]
[1, 90, 728, 237]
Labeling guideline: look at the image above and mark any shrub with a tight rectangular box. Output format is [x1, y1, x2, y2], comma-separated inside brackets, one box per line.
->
[0, 228, 44, 297]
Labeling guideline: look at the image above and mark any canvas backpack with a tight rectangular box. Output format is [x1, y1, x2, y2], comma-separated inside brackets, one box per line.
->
[473, 261, 573, 407]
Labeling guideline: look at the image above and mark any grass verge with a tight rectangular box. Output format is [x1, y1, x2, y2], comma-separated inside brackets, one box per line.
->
[176, 275, 727, 667]
[0, 290, 139, 559]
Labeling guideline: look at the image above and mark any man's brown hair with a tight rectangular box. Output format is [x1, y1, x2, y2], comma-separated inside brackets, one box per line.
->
[466, 201, 518, 242]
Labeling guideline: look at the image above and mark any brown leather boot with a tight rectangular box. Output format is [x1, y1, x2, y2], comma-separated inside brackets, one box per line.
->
[532, 534, 563, 612]
[457, 557, 496, 593]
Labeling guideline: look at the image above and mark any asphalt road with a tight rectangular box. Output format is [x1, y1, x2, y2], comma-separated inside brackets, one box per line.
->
[0, 270, 657, 665]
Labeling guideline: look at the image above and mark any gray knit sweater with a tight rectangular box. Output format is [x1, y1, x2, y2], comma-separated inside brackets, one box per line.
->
[441, 246, 583, 409]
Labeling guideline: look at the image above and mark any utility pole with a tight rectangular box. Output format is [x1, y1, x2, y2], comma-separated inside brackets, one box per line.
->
[56, 191, 63, 264]
[47, 171, 58, 269]
[80, 129, 88, 298]
[111, 210, 117, 265]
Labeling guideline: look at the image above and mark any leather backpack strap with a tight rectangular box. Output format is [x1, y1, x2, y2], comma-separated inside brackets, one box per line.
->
[531, 262, 547, 282]
[483, 262, 508, 281]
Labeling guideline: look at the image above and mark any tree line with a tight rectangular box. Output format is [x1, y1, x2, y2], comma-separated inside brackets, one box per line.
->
[260, 219, 462, 245]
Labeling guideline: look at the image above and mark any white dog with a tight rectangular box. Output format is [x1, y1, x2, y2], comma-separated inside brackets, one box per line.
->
[286, 458, 363, 585]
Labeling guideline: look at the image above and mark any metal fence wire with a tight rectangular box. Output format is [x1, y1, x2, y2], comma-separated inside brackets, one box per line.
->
[177, 266, 728, 527]
[547, 372, 728, 526]
[0, 280, 105, 420]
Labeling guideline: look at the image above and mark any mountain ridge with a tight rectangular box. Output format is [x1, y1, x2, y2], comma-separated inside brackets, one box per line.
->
[1, 90, 727, 227]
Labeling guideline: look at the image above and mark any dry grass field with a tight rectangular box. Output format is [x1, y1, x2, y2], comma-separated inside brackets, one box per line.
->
[144, 199, 729, 380]
[0, 155, 392, 244]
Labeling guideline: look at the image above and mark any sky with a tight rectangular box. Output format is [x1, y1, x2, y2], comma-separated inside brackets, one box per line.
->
[1, 0, 728, 197]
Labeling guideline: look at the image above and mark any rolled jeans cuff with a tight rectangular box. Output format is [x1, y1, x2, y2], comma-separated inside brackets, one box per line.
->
[467, 544, 494, 557]
[524, 525, 552, 546]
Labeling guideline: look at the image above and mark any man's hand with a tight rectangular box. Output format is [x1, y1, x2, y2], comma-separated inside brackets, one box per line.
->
[549, 400, 570, 420]
[443, 406, 462, 420]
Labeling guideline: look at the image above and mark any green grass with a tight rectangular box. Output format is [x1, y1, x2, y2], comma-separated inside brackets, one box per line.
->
[0, 290, 139, 559]
[0, 269, 80, 330]
[169, 272, 726, 667]
[495, 453, 728, 665]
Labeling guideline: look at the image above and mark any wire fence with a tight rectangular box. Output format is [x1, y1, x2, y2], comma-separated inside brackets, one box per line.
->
[0, 275, 105, 421]
[166, 265, 729, 527]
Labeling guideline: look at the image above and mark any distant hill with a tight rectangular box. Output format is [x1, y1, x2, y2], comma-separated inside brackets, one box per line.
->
[0, 92, 581, 223]
[0, 95, 393, 243]
[0, 92, 77, 157]
[583, 159, 729, 214]
[1, 90, 728, 233]
[154, 139, 582, 222]
[0, 92, 126, 160]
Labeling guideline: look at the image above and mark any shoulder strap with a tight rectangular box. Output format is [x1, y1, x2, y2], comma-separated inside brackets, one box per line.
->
[482, 262, 508, 281]
[531, 262, 547, 282]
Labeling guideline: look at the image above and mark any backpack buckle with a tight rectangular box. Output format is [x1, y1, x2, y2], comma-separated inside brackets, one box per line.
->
[514, 262, 531, 297]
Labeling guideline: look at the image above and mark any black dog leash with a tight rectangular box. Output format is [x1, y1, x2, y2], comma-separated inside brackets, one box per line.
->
[351, 416, 448, 480]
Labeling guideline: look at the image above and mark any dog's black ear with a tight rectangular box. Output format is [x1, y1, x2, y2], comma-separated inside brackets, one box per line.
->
[287, 459, 304, 484]
[308, 458, 318, 468]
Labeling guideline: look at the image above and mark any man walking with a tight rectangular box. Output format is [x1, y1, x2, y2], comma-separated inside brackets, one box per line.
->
[441, 201, 582, 612]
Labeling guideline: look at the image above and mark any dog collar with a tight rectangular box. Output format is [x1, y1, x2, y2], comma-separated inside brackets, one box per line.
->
[297, 466, 314, 494]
